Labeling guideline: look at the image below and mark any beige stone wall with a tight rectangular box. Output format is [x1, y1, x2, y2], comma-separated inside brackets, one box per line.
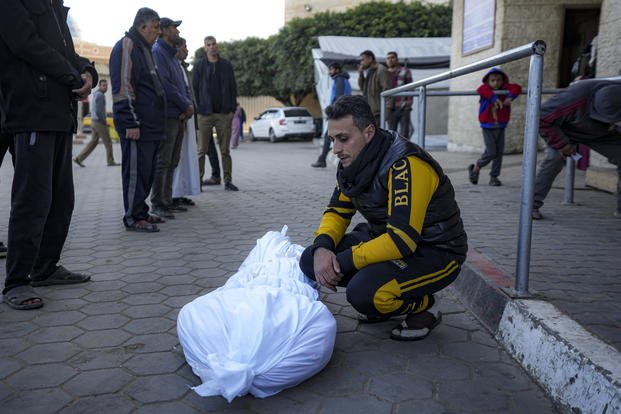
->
[447, 0, 602, 154]
[285, 0, 449, 22]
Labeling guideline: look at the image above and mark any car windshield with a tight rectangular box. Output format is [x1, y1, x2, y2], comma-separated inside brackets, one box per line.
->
[284, 109, 311, 117]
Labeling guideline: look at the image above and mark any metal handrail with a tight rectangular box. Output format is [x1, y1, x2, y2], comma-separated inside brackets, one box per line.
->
[380, 40, 547, 297]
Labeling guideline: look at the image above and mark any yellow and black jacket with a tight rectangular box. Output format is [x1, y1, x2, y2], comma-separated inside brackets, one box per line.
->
[313, 131, 467, 275]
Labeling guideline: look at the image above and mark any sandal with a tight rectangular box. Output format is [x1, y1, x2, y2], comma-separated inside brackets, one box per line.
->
[125, 220, 159, 233]
[146, 215, 165, 224]
[390, 303, 442, 341]
[4, 285, 44, 310]
[468, 164, 479, 185]
[30, 265, 91, 287]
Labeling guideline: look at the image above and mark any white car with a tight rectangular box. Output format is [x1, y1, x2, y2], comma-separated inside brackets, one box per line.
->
[249, 107, 316, 142]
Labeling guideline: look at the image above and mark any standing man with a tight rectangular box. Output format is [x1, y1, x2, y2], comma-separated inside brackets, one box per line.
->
[74, 79, 119, 167]
[110, 8, 166, 233]
[311, 62, 352, 168]
[300, 96, 467, 341]
[193, 36, 239, 191]
[358, 50, 393, 126]
[0, 0, 96, 310]
[386, 52, 413, 139]
[534, 78, 621, 218]
[150, 18, 194, 219]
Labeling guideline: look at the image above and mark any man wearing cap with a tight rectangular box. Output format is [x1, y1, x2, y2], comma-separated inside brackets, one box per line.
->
[150, 17, 194, 219]
[536, 78, 621, 217]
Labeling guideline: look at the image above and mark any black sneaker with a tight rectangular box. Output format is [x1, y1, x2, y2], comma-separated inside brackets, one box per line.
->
[0, 242, 7, 259]
[489, 177, 502, 186]
[531, 209, 543, 220]
[311, 161, 326, 168]
[224, 182, 239, 191]
[151, 208, 175, 219]
[168, 203, 188, 212]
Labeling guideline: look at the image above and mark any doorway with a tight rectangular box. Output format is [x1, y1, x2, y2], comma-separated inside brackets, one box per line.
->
[558, 8, 600, 88]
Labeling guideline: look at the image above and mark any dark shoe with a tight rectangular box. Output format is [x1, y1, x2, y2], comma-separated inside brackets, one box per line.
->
[467, 164, 479, 184]
[202, 176, 221, 186]
[173, 197, 195, 206]
[30, 265, 91, 287]
[390, 301, 442, 341]
[311, 160, 327, 168]
[73, 157, 85, 167]
[168, 203, 188, 212]
[489, 177, 502, 186]
[0, 242, 6, 259]
[4, 285, 43, 310]
[531, 209, 543, 220]
[224, 182, 239, 191]
[126, 219, 160, 232]
[151, 208, 175, 220]
[108, 161, 120, 166]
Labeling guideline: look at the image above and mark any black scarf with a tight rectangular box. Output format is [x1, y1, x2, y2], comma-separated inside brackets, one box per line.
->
[337, 130, 392, 197]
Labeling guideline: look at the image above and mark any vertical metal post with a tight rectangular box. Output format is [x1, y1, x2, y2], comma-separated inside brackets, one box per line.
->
[380, 96, 386, 129]
[515, 53, 544, 296]
[417, 86, 427, 148]
[563, 157, 576, 204]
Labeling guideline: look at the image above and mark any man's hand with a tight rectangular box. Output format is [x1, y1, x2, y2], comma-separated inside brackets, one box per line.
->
[72, 72, 93, 100]
[559, 143, 577, 157]
[313, 247, 342, 292]
[126, 127, 140, 140]
[181, 105, 194, 120]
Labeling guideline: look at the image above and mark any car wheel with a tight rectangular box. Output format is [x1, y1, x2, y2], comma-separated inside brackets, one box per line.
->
[269, 129, 277, 143]
[249, 128, 257, 142]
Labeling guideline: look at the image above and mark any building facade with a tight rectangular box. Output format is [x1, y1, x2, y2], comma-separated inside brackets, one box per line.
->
[447, 0, 620, 191]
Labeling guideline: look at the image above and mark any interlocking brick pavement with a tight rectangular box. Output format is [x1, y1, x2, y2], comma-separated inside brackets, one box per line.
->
[0, 139, 564, 412]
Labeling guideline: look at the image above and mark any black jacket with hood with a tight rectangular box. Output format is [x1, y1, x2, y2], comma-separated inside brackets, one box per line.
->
[0, 0, 98, 134]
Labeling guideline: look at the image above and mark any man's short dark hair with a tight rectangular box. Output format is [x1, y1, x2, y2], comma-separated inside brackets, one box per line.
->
[325, 95, 376, 131]
[98, 79, 107, 85]
[328, 62, 342, 72]
[387, 51, 398, 59]
[204, 35, 216, 43]
[175, 37, 187, 48]
[360, 50, 375, 61]
[132, 7, 159, 29]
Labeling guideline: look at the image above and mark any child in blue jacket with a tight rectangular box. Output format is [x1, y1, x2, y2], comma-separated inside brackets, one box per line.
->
[468, 68, 522, 186]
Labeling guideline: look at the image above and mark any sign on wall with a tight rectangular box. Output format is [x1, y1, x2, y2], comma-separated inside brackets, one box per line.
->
[462, 0, 496, 55]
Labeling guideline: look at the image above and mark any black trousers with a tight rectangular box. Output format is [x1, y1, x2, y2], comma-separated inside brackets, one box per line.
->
[300, 223, 462, 317]
[4, 132, 74, 294]
[119, 134, 159, 227]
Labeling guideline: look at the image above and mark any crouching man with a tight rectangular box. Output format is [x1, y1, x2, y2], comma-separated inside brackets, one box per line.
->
[300, 96, 467, 341]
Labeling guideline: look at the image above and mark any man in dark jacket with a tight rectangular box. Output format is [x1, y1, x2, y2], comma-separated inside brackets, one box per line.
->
[0, 0, 97, 310]
[311, 62, 352, 168]
[150, 18, 194, 220]
[300, 96, 467, 341]
[193, 36, 239, 191]
[535, 78, 621, 218]
[110, 8, 166, 232]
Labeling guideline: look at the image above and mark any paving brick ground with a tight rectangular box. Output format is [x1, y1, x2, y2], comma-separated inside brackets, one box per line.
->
[0, 137, 582, 413]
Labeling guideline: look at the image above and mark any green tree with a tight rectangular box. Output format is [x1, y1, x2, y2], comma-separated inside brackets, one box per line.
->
[193, 1, 452, 105]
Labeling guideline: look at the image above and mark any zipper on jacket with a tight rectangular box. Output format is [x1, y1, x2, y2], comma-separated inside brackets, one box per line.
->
[50, 0, 67, 49]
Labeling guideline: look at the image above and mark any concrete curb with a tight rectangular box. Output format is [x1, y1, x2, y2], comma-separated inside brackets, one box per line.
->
[453, 250, 621, 414]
